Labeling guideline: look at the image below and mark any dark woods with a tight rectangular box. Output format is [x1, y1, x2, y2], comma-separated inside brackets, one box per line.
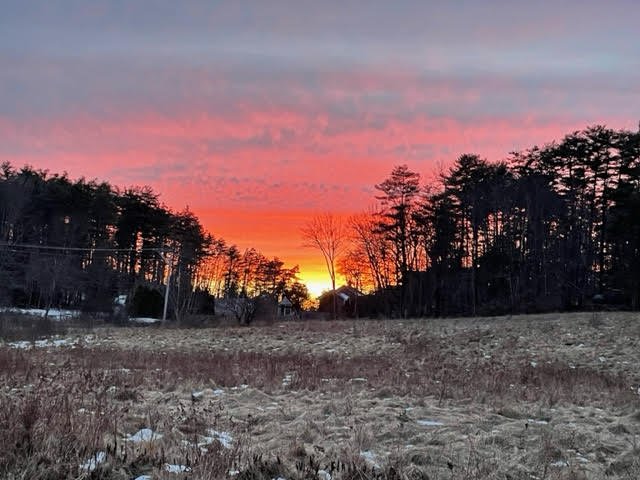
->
[346, 125, 640, 317]
[0, 165, 307, 323]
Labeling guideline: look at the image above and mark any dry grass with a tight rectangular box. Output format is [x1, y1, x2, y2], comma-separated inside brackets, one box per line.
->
[1, 311, 639, 479]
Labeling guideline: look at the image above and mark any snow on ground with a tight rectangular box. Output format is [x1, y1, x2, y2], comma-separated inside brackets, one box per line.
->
[0, 307, 80, 319]
[80, 451, 106, 471]
[317, 470, 332, 480]
[164, 463, 191, 473]
[199, 429, 233, 449]
[191, 390, 205, 401]
[417, 419, 444, 426]
[129, 317, 162, 324]
[527, 418, 549, 425]
[126, 428, 162, 443]
[360, 450, 380, 468]
[6, 335, 96, 349]
[282, 373, 294, 387]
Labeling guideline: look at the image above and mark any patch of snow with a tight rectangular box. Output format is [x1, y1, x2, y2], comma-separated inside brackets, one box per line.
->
[350, 377, 367, 383]
[228, 469, 240, 476]
[550, 460, 569, 468]
[417, 419, 444, 426]
[8, 337, 78, 349]
[360, 451, 380, 468]
[129, 317, 161, 324]
[530, 361, 538, 368]
[598, 356, 606, 363]
[200, 430, 233, 449]
[317, 469, 332, 480]
[212, 388, 225, 396]
[191, 390, 204, 400]
[134, 476, 152, 480]
[0, 307, 80, 319]
[527, 419, 549, 425]
[282, 373, 294, 387]
[80, 451, 106, 471]
[126, 428, 162, 443]
[164, 464, 191, 473]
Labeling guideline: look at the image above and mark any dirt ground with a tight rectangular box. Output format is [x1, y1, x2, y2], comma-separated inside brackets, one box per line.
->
[2, 311, 640, 479]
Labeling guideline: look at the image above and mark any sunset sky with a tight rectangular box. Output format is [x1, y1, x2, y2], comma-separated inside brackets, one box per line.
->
[1, 1, 639, 295]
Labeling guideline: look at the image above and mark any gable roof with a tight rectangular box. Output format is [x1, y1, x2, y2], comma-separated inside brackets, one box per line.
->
[278, 296, 292, 306]
[318, 285, 363, 301]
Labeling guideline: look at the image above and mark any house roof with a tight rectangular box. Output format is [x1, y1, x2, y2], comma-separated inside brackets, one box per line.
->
[278, 296, 292, 306]
[318, 285, 363, 300]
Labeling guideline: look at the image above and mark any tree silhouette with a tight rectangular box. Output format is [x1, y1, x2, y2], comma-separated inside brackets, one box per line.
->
[301, 213, 345, 319]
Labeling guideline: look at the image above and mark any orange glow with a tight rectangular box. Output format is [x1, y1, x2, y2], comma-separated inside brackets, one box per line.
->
[196, 208, 345, 297]
[298, 275, 332, 298]
[2, 108, 637, 295]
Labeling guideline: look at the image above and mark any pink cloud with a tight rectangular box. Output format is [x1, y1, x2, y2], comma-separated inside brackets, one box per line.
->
[2, 61, 638, 286]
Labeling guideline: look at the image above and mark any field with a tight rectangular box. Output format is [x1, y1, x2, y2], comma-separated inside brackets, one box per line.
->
[1, 312, 640, 479]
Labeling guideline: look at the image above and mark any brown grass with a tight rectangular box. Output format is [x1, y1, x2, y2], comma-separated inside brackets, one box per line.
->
[0, 311, 639, 479]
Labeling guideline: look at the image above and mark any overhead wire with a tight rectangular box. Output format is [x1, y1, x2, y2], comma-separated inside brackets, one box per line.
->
[0, 242, 172, 253]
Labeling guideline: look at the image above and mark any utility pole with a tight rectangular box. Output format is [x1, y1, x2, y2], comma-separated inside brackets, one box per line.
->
[162, 263, 171, 322]
[157, 248, 174, 323]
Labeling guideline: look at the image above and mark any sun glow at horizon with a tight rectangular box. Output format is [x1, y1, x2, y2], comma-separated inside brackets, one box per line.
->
[298, 275, 332, 298]
[297, 265, 347, 299]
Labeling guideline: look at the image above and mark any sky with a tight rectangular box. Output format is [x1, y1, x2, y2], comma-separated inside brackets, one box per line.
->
[1, 1, 639, 295]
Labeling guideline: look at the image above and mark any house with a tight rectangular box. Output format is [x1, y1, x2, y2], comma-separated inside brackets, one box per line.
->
[278, 296, 294, 317]
[318, 285, 364, 317]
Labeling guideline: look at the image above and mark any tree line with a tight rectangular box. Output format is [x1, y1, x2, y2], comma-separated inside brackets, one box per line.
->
[3, 123, 638, 321]
[0, 163, 308, 322]
[313, 124, 640, 317]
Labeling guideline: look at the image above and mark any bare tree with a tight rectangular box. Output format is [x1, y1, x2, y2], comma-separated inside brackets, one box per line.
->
[301, 213, 345, 319]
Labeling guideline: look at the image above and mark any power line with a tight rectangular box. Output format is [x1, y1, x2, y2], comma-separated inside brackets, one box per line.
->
[0, 242, 172, 253]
